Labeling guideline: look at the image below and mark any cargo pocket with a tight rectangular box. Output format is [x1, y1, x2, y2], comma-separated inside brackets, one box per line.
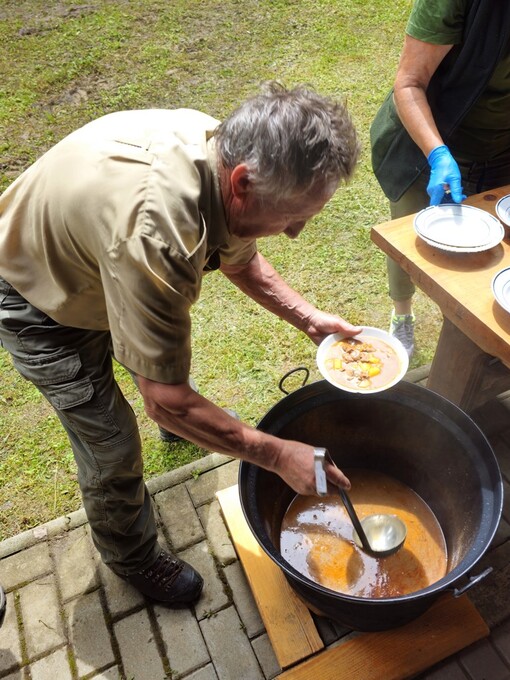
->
[12, 350, 121, 443]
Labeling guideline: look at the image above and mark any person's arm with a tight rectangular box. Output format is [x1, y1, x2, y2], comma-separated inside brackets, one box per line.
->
[220, 251, 360, 344]
[136, 376, 351, 494]
[393, 35, 464, 204]
[393, 35, 453, 156]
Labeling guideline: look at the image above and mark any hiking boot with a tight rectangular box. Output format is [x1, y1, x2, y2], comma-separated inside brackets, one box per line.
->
[389, 310, 416, 358]
[159, 427, 184, 443]
[123, 550, 203, 605]
[159, 408, 240, 443]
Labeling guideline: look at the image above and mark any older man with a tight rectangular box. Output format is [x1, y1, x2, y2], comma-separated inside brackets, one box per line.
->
[0, 82, 360, 606]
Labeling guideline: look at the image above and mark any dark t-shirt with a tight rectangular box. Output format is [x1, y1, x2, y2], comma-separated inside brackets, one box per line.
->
[408, 0, 510, 160]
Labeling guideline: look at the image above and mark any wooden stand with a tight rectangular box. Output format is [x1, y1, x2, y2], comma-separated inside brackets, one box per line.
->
[427, 317, 510, 411]
[217, 484, 489, 679]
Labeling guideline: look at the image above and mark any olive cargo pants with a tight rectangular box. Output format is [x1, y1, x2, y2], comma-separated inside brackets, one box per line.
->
[0, 277, 159, 575]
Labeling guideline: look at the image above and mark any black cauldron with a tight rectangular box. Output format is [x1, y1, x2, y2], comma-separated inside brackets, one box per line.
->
[239, 379, 503, 631]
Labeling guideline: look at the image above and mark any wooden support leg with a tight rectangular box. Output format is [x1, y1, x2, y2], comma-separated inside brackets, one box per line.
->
[427, 317, 510, 411]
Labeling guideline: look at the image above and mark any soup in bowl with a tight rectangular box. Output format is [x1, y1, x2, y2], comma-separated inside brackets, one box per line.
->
[317, 327, 408, 393]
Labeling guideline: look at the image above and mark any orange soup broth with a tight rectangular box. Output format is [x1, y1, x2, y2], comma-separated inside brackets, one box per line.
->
[280, 470, 447, 599]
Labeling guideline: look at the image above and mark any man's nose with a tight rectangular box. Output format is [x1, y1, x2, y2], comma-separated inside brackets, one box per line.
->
[284, 221, 306, 239]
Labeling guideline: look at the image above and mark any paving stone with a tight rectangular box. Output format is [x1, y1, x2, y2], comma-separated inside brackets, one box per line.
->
[498, 433, 510, 466]
[200, 606, 263, 680]
[114, 609, 166, 680]
[0, 591, 22, 673]
[90, 667, 122, 679]
[327, 618, 352, 641]
[2, 669, 24, 680]
[155, 484, 205, 550]
[311, 613, 342, 646]
[97, 561, 145, 617]
[53, 526, 98, 601]
[181, 664, 218, 680]
[503, 479, 510, 524]
[223, 561, 264, 638]
[491, 516, 510, 548]
[0, 542, 52, 591]
[416, 657, 468, 679]
[251, 633, 280, 680]
[19, 576, 65, 659]
[147, 454, 233, 496]
[469, 539, 510, 627]
[181, 542, 229, 619]
[197, 500, 236, 565]
[492, 437, 510, 482]
[154, 605, 209, 677]
[492, 619, 510, 665]
[65, 590, 115, 677]
[458, 638, 510, 680]
[29, 647, 73, 680]
[187, 461, 239, 506]
[471, 398, 510, 438]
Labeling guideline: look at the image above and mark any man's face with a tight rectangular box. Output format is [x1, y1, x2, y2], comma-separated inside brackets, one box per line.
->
[228, 187, 335, 241]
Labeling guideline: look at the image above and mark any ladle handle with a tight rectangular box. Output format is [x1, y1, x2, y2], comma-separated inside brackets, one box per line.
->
[338, 487, 373, 553]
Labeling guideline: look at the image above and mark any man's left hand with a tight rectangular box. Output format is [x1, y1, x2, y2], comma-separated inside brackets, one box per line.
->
[303, 311, 361, 345]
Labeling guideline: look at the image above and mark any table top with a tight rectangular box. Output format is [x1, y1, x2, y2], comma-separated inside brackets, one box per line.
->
[371, 184, 510, 368]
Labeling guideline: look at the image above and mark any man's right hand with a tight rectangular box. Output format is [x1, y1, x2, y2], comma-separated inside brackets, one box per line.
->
[272, 440, 351, 496]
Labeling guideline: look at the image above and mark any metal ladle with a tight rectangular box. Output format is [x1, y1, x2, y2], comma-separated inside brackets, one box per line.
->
[314, 448, 407, 557]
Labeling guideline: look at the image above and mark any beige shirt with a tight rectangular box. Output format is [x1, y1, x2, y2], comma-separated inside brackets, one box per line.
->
[0, 109, 257, 382]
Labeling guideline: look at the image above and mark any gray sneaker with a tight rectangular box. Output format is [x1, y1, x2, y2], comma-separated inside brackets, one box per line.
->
[389, 310, 415, 358]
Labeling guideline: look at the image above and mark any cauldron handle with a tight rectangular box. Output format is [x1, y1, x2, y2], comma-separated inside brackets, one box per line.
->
[451, 567, 493, 597]
[278, 367, 310, 395]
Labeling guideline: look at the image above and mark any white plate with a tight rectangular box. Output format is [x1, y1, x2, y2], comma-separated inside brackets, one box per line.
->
[492, 267, 510, 314]
[496, 194, 510, 227]
[316, 326, 408, 394]
[414, 204, 504, 252]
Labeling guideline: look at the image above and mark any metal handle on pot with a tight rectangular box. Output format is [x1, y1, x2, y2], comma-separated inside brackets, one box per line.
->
[278, 367, 310, 395]
[451, 567, 493, 597]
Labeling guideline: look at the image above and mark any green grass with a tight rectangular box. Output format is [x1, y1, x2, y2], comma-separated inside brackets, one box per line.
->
[0, 0, 441, 540]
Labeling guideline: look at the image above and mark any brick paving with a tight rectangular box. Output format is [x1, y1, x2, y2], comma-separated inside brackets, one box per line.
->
[0, 367, 509, 680]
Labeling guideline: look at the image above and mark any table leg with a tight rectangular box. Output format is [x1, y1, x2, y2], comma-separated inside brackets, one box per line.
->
[427, 317, 510, 412]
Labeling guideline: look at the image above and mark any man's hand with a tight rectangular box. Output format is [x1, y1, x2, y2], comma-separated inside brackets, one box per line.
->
[272, 439, 351, 495]
[302, 310, 361, 345]
[427, 145, 465, 206]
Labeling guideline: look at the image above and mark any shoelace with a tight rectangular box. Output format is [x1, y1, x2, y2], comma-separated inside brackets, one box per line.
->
[141, 552, 184, 590]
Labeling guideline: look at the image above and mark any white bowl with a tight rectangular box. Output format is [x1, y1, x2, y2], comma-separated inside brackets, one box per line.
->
[316, 326, 409, 394]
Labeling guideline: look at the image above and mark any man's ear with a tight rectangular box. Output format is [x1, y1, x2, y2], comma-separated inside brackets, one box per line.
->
[230, 164, 252, 199]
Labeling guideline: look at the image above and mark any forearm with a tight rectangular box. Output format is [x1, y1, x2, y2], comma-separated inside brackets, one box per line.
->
[393, 86, 444, 157]
[136, 375, 351, 494]
[393, 35, 454, 157]
[141, 378, 278, 465]
[222, 251, 360, 344]
[221, 251, 316, 332]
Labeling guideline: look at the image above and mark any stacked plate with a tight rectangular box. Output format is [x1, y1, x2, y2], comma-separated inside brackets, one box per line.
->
[492, 195, 510, 313]
[495, 194, 510, 227]
[492, 267, 510, 314]
[413, 204, 505, 253]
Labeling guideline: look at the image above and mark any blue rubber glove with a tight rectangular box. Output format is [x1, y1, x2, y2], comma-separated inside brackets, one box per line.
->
[426, 145, 465, 206]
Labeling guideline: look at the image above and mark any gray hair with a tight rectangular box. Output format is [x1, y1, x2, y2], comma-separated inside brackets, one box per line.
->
[214, 82, 360, 201]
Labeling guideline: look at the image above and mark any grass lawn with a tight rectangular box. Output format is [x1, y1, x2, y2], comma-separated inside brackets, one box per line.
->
[0, 0, 441, 540]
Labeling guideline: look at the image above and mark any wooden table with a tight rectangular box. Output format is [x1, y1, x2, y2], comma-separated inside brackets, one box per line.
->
[371, 184, 510, 411]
